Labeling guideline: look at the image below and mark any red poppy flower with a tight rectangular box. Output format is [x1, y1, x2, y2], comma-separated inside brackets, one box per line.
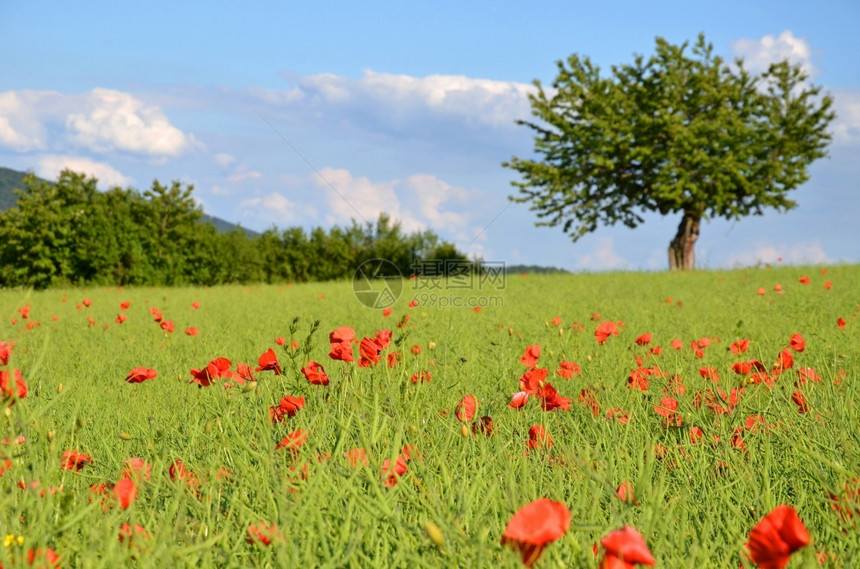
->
[0, 340, 12, 365]
[185, 327, 199, 336]
[698, 367, 719, 382]
[615, 481, 638, 505]
[456, 394, 478, 423]
[160, 320, 174, 333]
[119, 301, 131, 310]
[256, 348, 282, 375]
[359, 337, 382, 366]
[247, 521, 282, 545]
[344, 448, 369, 468]
[410, 371, 431, 384]
[191, 301, 200, 309]
[329, 341, 354, 363]
[115, 314, 127, 324]
[791, 391, 808, 413]
[472, 415, 494, 436]
[387, 351, 402, 367]
[125, 367, 157, 384]
[599, 525, 655, 568]
[747, 504, 810, 569]
[410, 344, 422, 356]
[236, 363, 256, 383]
[773, 349, 794, 373]
[527, 425, 553, 449]
[795, 367, 821, 386]
[556, 361, 581, 379]
[689, 426, 705, 443]
[276, 429, 309, 452]
[654, 397, 682, 427]
[114, 477, 137, 509]
[516, 367, 546, 394]
[509, 391, 530, 409]
[190, 357, 237, 387]
[0, 368, 28, 403]
[62, 450, 92, 471]
[824, 281, 832, 290]
[537, 383, 573, 412]
[634, 333, 652, 346]
[118, 523, 150, 546]
[375, 329, 392, 350]
[837, 317, 846, 329]
[382, 307, 392, 317]
[381, 455, 408, 487]
[409, 299, 418, 308]
[595, 321, 620, 344]
[798, 276, 810, 285]
[330, 326, 356, 345]
[301, 361, 329, 386]
[25, 548, 61, 568]
[269, 395, 305, 423]
[627, 369, 650, 392]
[122, 458, 152, 481]
[731, 339, 750, 354]
[519, 345, 541, 367]
[500, 498, 570, 567]
[670, 339, 682, 350]
[789, 334, 805, 353]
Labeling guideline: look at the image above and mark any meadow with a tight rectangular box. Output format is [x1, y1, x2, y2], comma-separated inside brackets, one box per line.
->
[0, 265, 857, 568]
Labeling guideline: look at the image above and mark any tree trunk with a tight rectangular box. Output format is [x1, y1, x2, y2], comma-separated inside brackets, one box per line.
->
[668, 212, 700, 270]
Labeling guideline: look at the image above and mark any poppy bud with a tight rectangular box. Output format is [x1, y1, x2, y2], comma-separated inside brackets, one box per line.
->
[428, 342, 436, 350]
[424, 521, 445, 547]
[587, 355, 593, 362]
[47, 430, 55, 441]
[119, 433, 133, 440]
[57, 383, 63, 393]
[242, 381, 258, 393]
[460, 424, 470, 437]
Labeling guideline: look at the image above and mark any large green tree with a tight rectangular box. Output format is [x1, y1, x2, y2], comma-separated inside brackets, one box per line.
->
[504, 34, 835, 270]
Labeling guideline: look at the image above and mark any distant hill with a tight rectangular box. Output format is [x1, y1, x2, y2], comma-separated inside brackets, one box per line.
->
[505, 264, 570, 274]
[0, 166, 257, 237]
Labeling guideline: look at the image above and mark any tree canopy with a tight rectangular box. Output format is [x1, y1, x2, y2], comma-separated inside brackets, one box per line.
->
[0, 170, 466, 288]
[504, 34, 835, 270]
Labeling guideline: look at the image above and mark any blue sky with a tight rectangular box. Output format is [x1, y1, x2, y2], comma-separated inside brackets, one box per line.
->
[2, 1, 858, 270]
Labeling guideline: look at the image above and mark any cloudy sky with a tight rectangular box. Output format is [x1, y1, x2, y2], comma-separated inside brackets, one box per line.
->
[2, 1, 858, 271]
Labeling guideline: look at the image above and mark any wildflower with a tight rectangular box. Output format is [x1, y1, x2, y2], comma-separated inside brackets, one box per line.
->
[256, 348, 282, 375]
[747, 504, 809, 569]
[788, 334, 805, 353]
[247, 522, 282, 545]
[113, 477, 137, 509]
[125, 367, 157, 384]
[519, 345, 541, 367]
[185, 327, 199, 336]
[301, 361, 329, 386]
[556, 361, 580, 379]
[527, 425, 553, 450]
[455, 394, 477, 423]
[61, 450, 92, 471]
[595, 321, 620, 344]
[634, 333, 652, 346]
[731, 339, 750, 354]
[276, 429, 309, 452]
[599, 525, 655, 568]
[381, 456, 408, 487]
[269, 395, 305, 423]
[500, 498, 570, 567]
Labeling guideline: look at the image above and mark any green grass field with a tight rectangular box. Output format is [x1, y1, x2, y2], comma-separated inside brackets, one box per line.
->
[0, 265, 857, 568]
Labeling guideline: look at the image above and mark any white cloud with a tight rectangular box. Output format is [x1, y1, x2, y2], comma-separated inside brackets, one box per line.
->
[227, 169, 262, 183]
[575, 237, 628, 271]
[307, 167, 484, 248]
[247, 70, 537, 140]
[831, 89, 860, 144]
[0, 88, 197, 156]
[727, 240, 830, 267]
[214, 153, 235, 168]
[240, 192, 316, 224]
[732, 30, 815, 78]
[36, 155, 133, 188]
